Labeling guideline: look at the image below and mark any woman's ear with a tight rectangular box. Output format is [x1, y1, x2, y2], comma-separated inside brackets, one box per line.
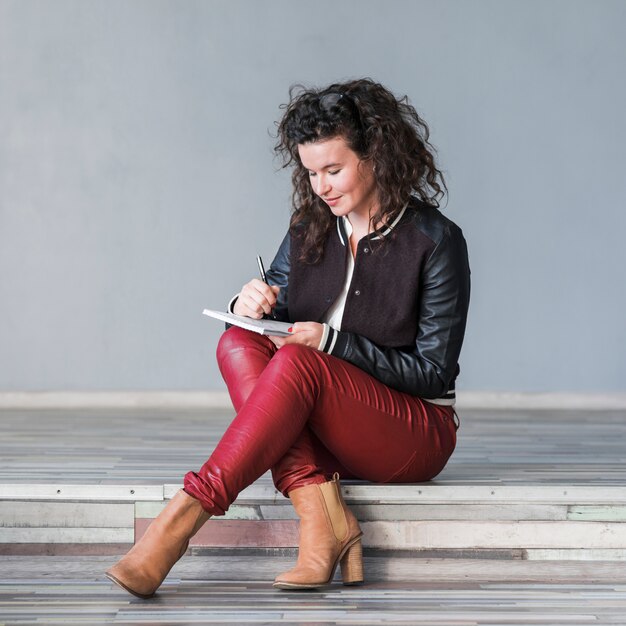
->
[358, 158, 376, 179]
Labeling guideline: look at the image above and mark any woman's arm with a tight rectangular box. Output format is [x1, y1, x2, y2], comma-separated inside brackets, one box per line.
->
[227, 233, 290, 321]
[264, 232, 291, 322]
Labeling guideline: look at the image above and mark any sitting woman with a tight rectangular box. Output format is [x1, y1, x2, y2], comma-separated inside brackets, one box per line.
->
[106, 77, 471, 597]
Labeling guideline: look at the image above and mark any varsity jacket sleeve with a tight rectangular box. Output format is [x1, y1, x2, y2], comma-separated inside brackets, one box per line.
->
[262, 232, 291, 322]
[319, 225, 471, 398]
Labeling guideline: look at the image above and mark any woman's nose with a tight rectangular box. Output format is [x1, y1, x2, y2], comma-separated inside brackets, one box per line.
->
[316, 176, 331, 196]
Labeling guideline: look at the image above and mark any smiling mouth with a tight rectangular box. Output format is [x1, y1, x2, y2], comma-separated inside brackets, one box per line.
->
[324, 196, 341, 202]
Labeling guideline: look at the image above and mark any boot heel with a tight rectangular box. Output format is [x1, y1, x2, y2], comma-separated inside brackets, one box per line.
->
[340, 539, 363, 585]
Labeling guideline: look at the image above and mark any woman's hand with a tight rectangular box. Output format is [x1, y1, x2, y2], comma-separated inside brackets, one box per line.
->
[233, 279, 280, 319]
[270, 322, 324, 350]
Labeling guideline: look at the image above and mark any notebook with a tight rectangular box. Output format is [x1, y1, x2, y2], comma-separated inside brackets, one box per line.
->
[202, 309, 292, 337]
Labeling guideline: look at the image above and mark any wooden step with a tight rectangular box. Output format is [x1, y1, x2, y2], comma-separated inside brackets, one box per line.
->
[3, 481, 626, 558]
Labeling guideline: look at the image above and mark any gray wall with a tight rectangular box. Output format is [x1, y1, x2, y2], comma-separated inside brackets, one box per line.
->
[1, 0, 625, 392]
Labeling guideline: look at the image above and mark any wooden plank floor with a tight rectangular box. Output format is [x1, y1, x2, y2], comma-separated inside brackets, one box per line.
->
[1, 407, 626, 485]
[1, 557, 626, 624]
[2, 408, 626, 623]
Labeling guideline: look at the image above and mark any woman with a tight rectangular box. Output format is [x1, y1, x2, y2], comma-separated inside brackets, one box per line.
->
[106, 78, 470, 598]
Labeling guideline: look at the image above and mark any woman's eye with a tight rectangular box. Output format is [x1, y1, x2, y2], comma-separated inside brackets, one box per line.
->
[308, 171, 316, 177]
[329, 169, 340, 175]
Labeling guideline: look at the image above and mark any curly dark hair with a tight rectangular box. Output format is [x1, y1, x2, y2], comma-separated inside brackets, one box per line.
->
[275, 78, 447, 262]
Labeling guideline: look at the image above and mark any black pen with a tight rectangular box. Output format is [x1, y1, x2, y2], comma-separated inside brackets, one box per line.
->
[256, 255, 277, 319]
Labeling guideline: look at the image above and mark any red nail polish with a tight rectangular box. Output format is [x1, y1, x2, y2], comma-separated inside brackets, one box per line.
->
[288, 327, 293, 333]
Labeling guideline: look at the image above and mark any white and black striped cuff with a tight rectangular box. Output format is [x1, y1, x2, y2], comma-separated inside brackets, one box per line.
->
[227, 293, 240, 314]
[423, 388, 456, 406]
[317, 323, 339, 354]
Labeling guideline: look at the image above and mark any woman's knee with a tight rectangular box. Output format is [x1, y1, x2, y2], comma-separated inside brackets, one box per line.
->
[216, 327, 244, 361]
[270, 344, 327, 384]
[272, 343, 318, 364]
[216, 326, 269, 363]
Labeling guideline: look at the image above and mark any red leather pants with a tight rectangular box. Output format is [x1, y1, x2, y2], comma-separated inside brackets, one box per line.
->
[184, 326, 457, 515]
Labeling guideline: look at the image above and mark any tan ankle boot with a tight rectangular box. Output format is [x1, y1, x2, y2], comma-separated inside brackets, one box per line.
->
[105, 489, 210, 598]
[274, 473, 363, 589]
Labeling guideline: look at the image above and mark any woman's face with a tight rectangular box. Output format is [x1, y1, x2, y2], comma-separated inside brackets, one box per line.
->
[298, 136, 377, 222]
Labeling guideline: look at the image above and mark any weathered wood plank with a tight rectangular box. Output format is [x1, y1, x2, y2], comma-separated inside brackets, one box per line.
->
[525, 549, 626, 560]
[188, 519, 297, 547]
[568, 506, 626, 521]
[0, 502, 134, 528]
[129, 482, 626, 506]
[132, 518, 626, 550]
[4, 554, 626, 583]
[134, 501, 167, 519]
[259, 503, 568, 521]
[0, 484, 163, 501]
[259, 505, 298, 520]
[136, 501, 262, 520]
[342, 484, 626, 505]
[0, 528, 133, 543]
[136, 519, 300, 548]
[362, 520, 626, 549]
[0, 543, 133, 555]
[164, 482, 285, 502]
[352, 504, 568, 521]
[179, 554, 626, 581]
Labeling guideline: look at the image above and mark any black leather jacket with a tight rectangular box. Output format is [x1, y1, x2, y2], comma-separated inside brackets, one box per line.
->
[263, 198, 470, 403]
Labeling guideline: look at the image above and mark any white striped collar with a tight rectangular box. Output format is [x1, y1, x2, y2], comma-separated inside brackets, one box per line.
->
[336, 203, 409, 246]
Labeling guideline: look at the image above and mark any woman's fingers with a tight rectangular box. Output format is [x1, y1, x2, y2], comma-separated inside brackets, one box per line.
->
[237, 295, 264, 318]
[249, 279, 277, 303]
[277, 322, 323, 349]
[244, 290, 272, 317]
[269, 335, 287, 348]
[236, 279, 279, 318]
